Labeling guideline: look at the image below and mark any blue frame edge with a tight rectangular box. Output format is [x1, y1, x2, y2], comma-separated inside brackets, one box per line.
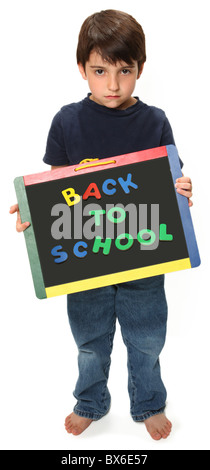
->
[166, 144, 201, 268]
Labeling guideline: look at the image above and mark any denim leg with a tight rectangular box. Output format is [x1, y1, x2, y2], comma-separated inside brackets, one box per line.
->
[115, 275, 168, 422]
[67, 286, 116, 420]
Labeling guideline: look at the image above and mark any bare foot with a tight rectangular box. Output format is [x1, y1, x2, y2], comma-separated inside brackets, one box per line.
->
[144, 413, 172, 440]
[65, 412, 93, 435]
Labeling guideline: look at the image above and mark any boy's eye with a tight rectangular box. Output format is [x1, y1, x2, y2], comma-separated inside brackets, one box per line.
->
[95, 69, 104, 75]
[121, 69, 131, 75]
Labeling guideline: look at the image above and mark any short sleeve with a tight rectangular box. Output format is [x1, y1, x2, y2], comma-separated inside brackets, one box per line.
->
[160, 116, 183, 168]
[43, 111, 69, 166]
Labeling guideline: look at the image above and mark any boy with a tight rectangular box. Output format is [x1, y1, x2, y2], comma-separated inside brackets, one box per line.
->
[10, 10, 193, 440]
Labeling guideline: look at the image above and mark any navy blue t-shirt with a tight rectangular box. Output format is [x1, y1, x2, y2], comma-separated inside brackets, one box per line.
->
[43, 94, 182, 167]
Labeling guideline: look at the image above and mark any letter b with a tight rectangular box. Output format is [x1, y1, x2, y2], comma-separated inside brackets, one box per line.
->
[62, 188, 80, 206]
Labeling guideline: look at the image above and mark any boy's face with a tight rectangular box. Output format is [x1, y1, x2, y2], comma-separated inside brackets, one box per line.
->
[78, 50, 143, 110]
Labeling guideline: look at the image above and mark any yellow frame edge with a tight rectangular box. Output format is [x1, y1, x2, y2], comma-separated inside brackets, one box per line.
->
[45, 258, 191, 298]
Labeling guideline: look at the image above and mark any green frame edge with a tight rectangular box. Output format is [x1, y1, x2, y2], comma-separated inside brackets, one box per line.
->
[14, 177, 47, 299]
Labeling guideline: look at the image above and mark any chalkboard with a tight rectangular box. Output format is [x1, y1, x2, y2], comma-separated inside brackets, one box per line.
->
[14, 145, 200, 299]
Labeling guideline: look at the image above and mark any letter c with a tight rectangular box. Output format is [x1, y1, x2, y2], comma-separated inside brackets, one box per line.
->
[73, 241, 88, 258]
[102, 178, 116, 195]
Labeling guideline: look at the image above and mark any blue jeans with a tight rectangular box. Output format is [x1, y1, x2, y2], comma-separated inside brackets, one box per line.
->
[67, 275, 167, 422]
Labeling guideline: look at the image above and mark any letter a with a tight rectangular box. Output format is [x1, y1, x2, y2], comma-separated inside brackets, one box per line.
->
[83, 183, 101, 200]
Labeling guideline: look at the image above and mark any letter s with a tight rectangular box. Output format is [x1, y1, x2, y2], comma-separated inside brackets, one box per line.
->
[51, 245, 68, 263]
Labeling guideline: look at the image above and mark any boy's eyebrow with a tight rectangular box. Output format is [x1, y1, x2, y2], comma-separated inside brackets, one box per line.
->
[120, 64, 136, 68]
[89, 65, 106, 68]
[89, 64, 136, 69]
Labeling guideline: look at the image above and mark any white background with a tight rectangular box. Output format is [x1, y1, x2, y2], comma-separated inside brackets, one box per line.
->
[1, 0, 210, 452]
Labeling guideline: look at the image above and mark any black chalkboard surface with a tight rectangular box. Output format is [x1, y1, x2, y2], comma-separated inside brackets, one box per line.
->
[14, 145, 200, 299]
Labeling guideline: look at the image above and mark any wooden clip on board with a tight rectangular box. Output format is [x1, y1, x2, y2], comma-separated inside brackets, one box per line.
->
[14, 145, 200, 299]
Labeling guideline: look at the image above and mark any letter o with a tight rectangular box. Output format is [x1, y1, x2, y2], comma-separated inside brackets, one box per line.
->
[107, 207, 126, 223]
[137, 229, 156, 245]
[115, 233, 134, 251]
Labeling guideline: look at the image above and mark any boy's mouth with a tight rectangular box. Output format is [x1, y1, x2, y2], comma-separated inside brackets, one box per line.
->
[105, 95, 120, 99]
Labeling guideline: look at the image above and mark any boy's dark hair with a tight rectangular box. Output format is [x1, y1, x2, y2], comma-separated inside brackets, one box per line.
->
[76, 10, 146, 73]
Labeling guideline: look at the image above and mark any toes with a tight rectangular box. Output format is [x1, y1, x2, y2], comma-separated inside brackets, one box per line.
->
[64, 413, 92, 436]
[65, 423, 73, 433]
[71, 426, 81, 436]
[161, 423, 172, 439]
[152, 428, 169, 440]
[144, 415, 172, 440]
[64, 415, 73, 433]
[151, 431, 162, 440]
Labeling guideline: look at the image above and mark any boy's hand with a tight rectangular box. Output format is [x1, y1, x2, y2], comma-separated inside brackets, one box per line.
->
[175, 176, 193, 207]
[9, 204, 30, 232]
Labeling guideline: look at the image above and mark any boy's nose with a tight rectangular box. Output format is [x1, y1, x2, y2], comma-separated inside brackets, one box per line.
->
[107, 74, 119, 91]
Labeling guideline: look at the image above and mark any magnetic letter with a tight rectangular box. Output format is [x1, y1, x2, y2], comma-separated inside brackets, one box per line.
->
[83, 204, 104, 240]
[83, 183, 101, 200]
[115, 233, 134, 251]
[73, 241, 88, 258]
[107, 206, 126, 223]
[137, 229, 156, 246]
[159, 223, 173, 241]
[51, 245, 68, 263]
[92, 237, 112, 255]
[118, 173, 138, 194]
[62, 188, 80, 206]
[102, 178, 116, 195]
[89, 209, 106, 226]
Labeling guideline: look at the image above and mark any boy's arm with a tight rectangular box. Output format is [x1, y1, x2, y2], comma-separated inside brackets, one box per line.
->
[10, 165, 69, 232]
[175, 175, 193, 207]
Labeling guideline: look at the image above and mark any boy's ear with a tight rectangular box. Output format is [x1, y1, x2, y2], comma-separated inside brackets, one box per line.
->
[137, 63, 144, 79]
[78, 63, 87, 80]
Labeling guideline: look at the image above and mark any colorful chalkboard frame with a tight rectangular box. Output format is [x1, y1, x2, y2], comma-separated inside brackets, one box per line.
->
[14, 145, 200, 299]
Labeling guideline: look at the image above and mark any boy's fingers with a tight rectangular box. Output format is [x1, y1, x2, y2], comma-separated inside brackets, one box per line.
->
[176, 177, 192, 183]
[175, 177, 193, 201]
[175, 180, 192, 189]
[9, 204, 19, 214]
[10, 204, 30, 232]
[176, 187, 193, 198]
[175, 183, 192, 191]
[16, 221, 30, 233]
[175, 177, 192, 191]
